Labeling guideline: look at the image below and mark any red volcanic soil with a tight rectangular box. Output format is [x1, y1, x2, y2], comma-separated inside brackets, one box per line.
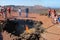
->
[0, 12, 60, 40]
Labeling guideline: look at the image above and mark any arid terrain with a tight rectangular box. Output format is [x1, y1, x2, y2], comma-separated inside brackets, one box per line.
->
[0, 11, 60, 40]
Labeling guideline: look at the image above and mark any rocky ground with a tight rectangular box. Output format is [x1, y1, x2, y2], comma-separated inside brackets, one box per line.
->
[0, 12, 60, 40]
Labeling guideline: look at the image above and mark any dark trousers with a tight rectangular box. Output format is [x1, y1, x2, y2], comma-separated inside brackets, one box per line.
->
[19, 12, 21, 16]
[26, 12, 28, 18]
[48, 13, 51, 17]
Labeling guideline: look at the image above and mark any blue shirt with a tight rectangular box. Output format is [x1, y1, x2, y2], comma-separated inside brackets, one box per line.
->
[58, 17, 60, 22]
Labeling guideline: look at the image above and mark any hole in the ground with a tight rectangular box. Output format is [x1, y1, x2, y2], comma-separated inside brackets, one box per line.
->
[2, 19, 43, 37]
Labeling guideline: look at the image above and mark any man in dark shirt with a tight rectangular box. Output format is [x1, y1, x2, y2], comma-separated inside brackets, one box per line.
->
[25, 8, 29, 18]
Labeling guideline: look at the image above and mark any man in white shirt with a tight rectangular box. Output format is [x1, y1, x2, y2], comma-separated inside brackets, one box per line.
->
[18, 8, 22, 16]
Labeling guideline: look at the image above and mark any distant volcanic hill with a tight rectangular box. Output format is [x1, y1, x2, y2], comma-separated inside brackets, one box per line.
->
[5, 5, 48, 9]
[32, 5, 48, 9]
[4, 5, 49, 13]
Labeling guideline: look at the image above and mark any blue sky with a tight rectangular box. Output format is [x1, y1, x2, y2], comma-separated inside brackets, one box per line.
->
[0, 0, 60, 8]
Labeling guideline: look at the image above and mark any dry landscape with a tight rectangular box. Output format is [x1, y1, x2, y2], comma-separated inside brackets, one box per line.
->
[0, 11, 60, 40]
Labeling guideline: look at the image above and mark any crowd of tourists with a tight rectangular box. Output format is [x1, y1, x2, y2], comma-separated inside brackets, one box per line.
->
[0, 6, 60, 24]
[18, 8, 29, 17]
[0, 6, 29, 40]
[48, 8, 60, 24]
[0, 6, 11, 19]
[0, 6, 29, 19]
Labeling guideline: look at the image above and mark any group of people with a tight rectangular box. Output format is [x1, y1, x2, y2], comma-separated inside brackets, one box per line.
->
[48, 8, 60, 24]
[1, 6, 60, 24]
[0, 7, 29, 18]
[0, 6, 11, 19]
[18, 8, 29, 18]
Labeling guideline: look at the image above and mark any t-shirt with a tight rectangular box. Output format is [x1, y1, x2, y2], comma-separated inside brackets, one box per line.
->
[18, 9, 21, 12]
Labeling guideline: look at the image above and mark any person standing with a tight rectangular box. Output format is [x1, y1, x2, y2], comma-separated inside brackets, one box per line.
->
[1, 7, 4, 17]
[54, 9, 57, 16]
[58, 15, 60, 23]
[25, 8, 29, 18]
[7, 7, 11, 16]
[53, 15, 58, 24]
[51, 9, 55, 18]
[51, 9, 57, 19]
[0, 7, 1, 13]
[18, 8, 22, 16]
[0, 22, 3, 40]
[3, 7, 7, 19]
[48, 8, 51, 17]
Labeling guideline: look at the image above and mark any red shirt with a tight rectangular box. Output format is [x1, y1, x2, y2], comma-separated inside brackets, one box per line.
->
[7, 7, 11, 12]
